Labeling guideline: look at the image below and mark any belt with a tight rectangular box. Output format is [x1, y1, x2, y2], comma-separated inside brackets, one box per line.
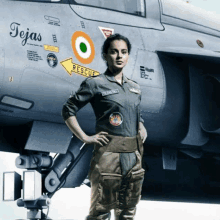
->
[94, 134, 138, 153]
[89, 133, 143, 178]
[94, 135, 138, 153]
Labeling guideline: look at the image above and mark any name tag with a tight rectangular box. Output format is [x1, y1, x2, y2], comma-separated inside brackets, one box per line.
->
[102, 89, 119, 96]
[129, 88, 141, 94]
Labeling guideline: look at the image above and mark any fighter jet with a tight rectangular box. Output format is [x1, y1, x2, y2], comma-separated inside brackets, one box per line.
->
[1, 0, 220, 219]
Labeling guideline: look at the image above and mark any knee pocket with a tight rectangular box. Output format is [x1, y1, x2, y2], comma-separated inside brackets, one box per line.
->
[126, 168, 145, 206]
[99, 173, 122, 206]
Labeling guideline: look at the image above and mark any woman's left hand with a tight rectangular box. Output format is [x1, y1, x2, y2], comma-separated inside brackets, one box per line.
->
[139, 122, 147, 143]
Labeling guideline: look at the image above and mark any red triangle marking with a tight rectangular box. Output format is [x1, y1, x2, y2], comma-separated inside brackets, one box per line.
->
[102, 29, 113, 38]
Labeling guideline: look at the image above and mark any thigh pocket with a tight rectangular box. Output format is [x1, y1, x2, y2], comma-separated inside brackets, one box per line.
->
[99, 173, 122, 206]
[126, 168, 145, 206]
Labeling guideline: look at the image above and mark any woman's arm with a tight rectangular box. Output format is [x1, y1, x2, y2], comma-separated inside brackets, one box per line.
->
[65, 116, 109, 146]
[139, 122, 147, 143]
[62, 79, 109, 146]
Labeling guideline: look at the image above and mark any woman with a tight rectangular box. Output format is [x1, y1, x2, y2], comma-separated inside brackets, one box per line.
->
[62, 34, 147, 220]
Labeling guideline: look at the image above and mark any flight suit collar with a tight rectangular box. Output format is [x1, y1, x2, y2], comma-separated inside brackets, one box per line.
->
[104, 69, 128, 84]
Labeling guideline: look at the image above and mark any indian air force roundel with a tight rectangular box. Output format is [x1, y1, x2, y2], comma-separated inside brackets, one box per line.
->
[71, 31, 95, 64]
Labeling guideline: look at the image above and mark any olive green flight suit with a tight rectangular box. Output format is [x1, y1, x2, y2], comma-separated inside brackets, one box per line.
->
[62, 69, 145, 220]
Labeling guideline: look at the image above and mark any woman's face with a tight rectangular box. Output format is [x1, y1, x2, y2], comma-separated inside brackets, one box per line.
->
[103, 40, 129, 71]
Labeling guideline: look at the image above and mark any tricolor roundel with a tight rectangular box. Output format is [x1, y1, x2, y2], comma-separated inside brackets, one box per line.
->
[71, 31, 95, 64]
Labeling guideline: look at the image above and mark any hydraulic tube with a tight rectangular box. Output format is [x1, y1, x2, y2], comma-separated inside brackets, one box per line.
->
[44, 136, 83, 193]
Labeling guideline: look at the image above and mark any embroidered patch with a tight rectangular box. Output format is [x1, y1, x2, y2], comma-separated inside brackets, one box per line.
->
[102, 89, 119, 96]
[129, 88, 141, 94]
[109, 112, 123, 126]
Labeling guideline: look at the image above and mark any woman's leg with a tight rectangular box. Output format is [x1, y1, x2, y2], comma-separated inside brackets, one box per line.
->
[115, 151, 145, 220]
[87, 152, 122, 219]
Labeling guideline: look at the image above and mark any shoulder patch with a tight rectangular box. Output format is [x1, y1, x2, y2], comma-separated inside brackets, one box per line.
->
[86, 74, 102, 81]
[92, 73, 106, 82]
[129, 88, 141, 94]
[126, 77, 139, 85]
[127, 78, 138, 84]
[126, 78, 140, 89]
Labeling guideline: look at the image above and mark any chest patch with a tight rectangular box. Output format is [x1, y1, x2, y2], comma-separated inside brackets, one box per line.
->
[129, 88, 141, 94]
[109, 112, 123, 126]
[102, 89, 119, 96]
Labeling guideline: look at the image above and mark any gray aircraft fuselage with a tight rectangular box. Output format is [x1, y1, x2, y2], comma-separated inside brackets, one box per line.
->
[1, 0, 220, 204]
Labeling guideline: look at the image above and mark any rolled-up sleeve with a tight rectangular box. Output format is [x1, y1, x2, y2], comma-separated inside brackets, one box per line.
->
[62, 79, 94, 121]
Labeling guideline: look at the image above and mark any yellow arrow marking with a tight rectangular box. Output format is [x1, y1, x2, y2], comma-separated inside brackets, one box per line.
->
[60, 58, 100, 77]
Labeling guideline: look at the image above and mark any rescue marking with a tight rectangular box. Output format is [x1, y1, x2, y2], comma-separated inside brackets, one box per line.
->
[102, 89, 119, 96]
[129, 88, 141, 94]
[109, 112, 123, 126]
[60, 58, 99, 77]
[98, 27, 114, 39]
[44, 45, 59, 53]
[47, 53, 58, 68]
[71, 31, 95, 64]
